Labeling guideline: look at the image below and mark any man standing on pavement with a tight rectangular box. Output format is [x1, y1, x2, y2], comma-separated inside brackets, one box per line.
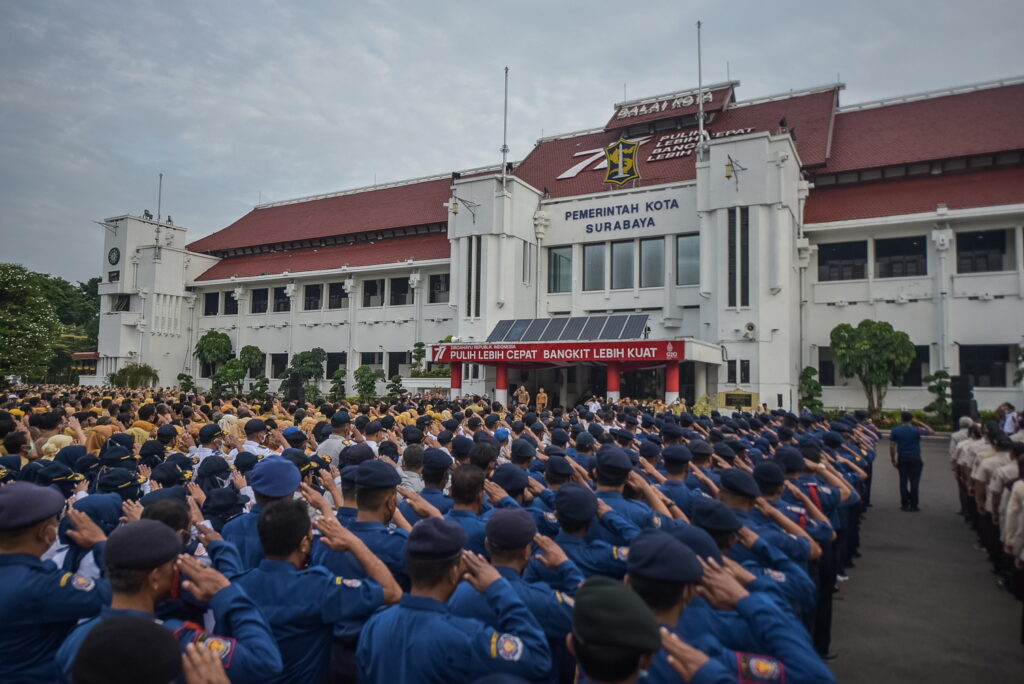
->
[889, 411, 932, 512]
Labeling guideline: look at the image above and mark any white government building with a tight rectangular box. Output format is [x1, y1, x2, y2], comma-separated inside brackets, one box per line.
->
[81, 75, 1024, 411]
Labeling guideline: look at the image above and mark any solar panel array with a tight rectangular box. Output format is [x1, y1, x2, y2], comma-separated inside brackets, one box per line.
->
[485, 314, 649, 343]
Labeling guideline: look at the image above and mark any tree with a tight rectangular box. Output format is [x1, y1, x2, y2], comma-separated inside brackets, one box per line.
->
[0, 263, 61, 380]
[250, 375, 270, 401]
[798, 366, 824, 413]
[353, 364, 384, 402]
[386, 374, 406, 399]
[329, 369, 347, 402]
[194, 330, 233, 373]
[237, 345, 266, 377]
[286, 348, 327, 383]
[829, 320, 916, 418]
[109, 363, 160, 388]
[923, 370, 952, 427]
[176, 373, 196, 393]
[412, 342, 427, 371]
[212, 359, 247, 397]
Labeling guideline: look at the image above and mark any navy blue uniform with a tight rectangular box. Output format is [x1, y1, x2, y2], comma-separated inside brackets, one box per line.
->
[589, 491, 655, 545]
[529, 530, 627, 579]
[313, 520, 410, 591]
[233, 559, 385, 683]
[0, 554, 111, 682]
[357, 578, 552, 682]
[56, 584, 283, 683]
[220, 504, 265, 571]
[398, 487, 453, 525]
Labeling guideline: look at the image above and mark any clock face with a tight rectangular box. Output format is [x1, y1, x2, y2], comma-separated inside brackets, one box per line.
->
[108, 248, 121, 265]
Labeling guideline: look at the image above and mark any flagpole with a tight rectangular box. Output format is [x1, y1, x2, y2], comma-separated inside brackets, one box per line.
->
[697, 20, 706, 154]
[501, 66, 510, 192]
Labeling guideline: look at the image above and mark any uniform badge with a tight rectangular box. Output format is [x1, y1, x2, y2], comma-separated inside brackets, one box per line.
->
[496, 633, 524, 662]
[544, 512, 558, 523]
[652, 516, 662, 528]
[604, 139, 641, 185]
[337, 577, 363, 588]
[612, 546, 629, 561]
[737, 653, 783, 682]
[65, 573, 95, 591]
[554, 591, 575, 607]
[198, 635, 235, 666]
[764, 569, 787, 583]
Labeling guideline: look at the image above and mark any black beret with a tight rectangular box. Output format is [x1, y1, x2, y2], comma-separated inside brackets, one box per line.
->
[485, 508, 536, 549]
[105, 519, 182, 569]
[691, 498, 742, 532]
[510, 438, 536, 462]
[151, 462, 186, 487]
[377, 441, 399, 458]
[442, 419, 460, 432]
[510, 420, 525, 433]
[402, 426, 424, 444]
[72, 616, 183, 684]
[0, 481, 65, 529]
[491, 464, 528, 495]
[407, 517, 466, 557]
[343, 443, 375, 466]
[688, 440, 713, 456]
[355, 460, 401, 489]
[662, 444, 693, 464]
[198, 424, 223, 443]
[331, 412, 351, 427]
[99, 445, 134, 468]
[363, 420, 382, 435]
[422, 448, 452, 473]
[97, 468, 145, 499]
[244, 419, 267, 434]
[719, 469, 760, 498]
[451, 436, 475, 457]
[753, 461, 785, 489]
[37, 461, 85, 489]
[233, 451, 259, 474]
[545, 455, 574, 477]
[572, 576, 661, 652]
[555, 482, 598, 522]
[380, 415, 396, 430]
[627, 529, 703, 583]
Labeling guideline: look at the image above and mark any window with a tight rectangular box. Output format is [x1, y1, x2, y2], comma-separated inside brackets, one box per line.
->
[818, 347, 836, 386]
[112, 295, 131, 312]
[203, 292, 219, 316]
[200, 361, 215, 379]
[429, 274, 450, 303]
[898, 346, 930, 387]
[726, 360, 737, 384]
[108, 271, 120, 283]
[548, 247, 572, 293]
[363, 279, 385, 307]
[328, 282, 349, 309]
[304, 284, 322, 310]
[360, 352, 384, 366]
[956, 229, 1015, 273]
[959, 345, 1012, 388]
[251, 288, 268, 314]
[818, 241, 868, 281]
[273, 287, 290, 312]
[875, 236, 927, 278]
[223, 292, 238, 315]
[727, 207, 750, 307]
[611, 241, 634, 290]
[465, 236, 482, 317]
[582, 244, 605, 291]
[270, 353, 288, 379]
[390, 277, 412, 306]
[326, 352, 347, 376]
[640, 238, 664, 288]
[740, 359, 751, 384]
[521, 242, 532, 284]
[676, 234, 699, 285]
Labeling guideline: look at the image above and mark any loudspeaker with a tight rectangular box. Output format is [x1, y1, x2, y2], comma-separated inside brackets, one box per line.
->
[951, 399, 977, 425]
[950, 375, 973, 403]
[286, 373, 305, 403]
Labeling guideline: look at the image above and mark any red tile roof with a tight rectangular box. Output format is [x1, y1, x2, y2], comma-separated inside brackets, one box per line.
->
[604, 84, 734, 130]
[818, 82, 1024, 173]
[187, 177, 451, 254]
[192, 233, 450, 282]
[804, 167, 1024, 223]
[515, 88, 839, 198]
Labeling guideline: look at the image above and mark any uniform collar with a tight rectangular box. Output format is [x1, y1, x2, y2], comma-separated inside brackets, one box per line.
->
[350, 520, 387, 531]
[400, 594, 448, 613]
[258, 559, 300, 573]
[446, 509, 480, 519]
[421, 487, 444, 495]
[101, 606, 155, 620]
[555, 531, 584, 546]
[0, 553, 45, 567]
[596, 490, 623, 500]
[495, 565, 523, 583]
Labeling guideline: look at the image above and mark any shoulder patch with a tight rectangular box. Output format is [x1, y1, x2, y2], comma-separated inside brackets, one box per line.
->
[174, 627, 237, 668]
[554, 590, 575, 606]
[612, 546, 629, 561]
[737, 652, 784, 682]
[495, 633, 524, 661]
[544, 511, 558, 523]
[763, 569, 787, 583]
[71, 574, 96, 591]
[336, 577, 363, 588]
[651, 515, 662, 528]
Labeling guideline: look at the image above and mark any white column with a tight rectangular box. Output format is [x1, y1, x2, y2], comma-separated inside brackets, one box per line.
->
[695, 363, 708, 399]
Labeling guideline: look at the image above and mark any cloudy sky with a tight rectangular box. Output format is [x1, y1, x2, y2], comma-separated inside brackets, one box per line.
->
[1, 0, 1021, 283]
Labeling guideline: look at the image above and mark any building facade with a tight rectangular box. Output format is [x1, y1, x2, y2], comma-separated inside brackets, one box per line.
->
[83, 75, 1024, 411]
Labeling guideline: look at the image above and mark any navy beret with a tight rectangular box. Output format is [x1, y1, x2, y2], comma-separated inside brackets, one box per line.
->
[573, 576, 661, 651]
[198, 424, 223, 444]
[587, 423, 605, 438]
[753, 461, 785, 489]
[340, 465, 360, 489]
[377, 441, 399, 458]
[331, 412, 351, 427]
[436, 430, 453, 445]
[363, 420, 382, 435]
[484, 414, 500, 427]
[662, 444, 693, 464]
[233, 451, 259, 474]
[665, 523, 723, 563]
[451, 435, 475, 457]
[638, 441, 661, 460]
[355, 460, 401, 489]
[627, 529, 703, 583]
[713, 443, 736, 460]
[646, 434, 663, 446]
[662, 424, 684, 438]
[402, 427, 424, 444]
[105, 519, 182, 569]
[244, 419, 267, 434]
[688, 440, 713, 456]
[407, 517, 466, 557]
[0, 481, 65, 529]
[249, 456, 301, 497]
[822, 431, 844, 447]
[574, 432, 595, 449]
[691, 497, 742, 532]
[422, 448, 452, 473]
[544, 445, 567, 457]
[510, 420, 525, 433]
[510, 439, 536, 462]
[37, 461, 84, 489]
[595, 446, 632, 476]
[380, 415, 396, 430]
[139, 486, 188, 506]
[550, 428, 569, 445]
[776, 446, 805, 473]
[623, 415, 639, 427]
[777, 426, 794, 441]
[442, 419, 459, 432]
[720, 469, 760, 498]
[555, 482, 598, 522]
[545, 455, 574, 477]
[486, 508, 537, 549]
[341, 443, 375, 466]
[156, 425, 178, 438]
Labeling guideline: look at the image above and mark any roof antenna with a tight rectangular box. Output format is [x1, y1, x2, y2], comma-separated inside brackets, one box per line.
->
[157, 172, 163, 222]
[726, 60, 730, 83]
[501, 66, 510, 192]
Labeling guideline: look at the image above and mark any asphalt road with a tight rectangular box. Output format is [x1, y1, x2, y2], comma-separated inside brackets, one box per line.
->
[829, 436, 1024, 682]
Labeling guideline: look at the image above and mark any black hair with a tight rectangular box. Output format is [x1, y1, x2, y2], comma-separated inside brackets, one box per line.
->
[138, 404, 156, 422]
[545, 471, 570, 487]
[406, 551, 461, 589]
[3, 431, 28, 454]
[107, 567, 151, 594]
[555, 515, 590, 535]
[594, 469, 628, 488]
[629, 573, 688, 613]
[258, 500, 312, 557]
[758, 481, 784, 497]
[665, 462, 688, 477]
[707, 528, 738, 551]
[572, 636, 649, 683]
[356, 486, 394, 511]
[402, 444, 424, 471]
[468, 443, 498, 472]
[141, 499, 190, 533]
[451, 464, 486, 505]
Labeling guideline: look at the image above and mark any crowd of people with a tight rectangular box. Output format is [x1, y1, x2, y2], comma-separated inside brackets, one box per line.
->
[0, 384, 886, 683]
[948, 403, 1024, 613]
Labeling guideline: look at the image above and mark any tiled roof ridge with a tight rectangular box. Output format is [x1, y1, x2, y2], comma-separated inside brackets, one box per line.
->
[836, 75, 1024, 113]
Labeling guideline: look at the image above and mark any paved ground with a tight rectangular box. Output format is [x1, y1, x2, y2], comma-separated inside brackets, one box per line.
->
[829, 437, 1024, 682]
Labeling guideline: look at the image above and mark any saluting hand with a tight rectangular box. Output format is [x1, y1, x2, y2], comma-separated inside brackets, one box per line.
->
[397, 486, 442, 519]
[314, 514, 361, 552]
[65, 505, 107, 549]
[696, 556, 749, 610]
[194, 522, 223, 546]
[532, 534, 569, 569]
[461, 550, 501, 593]
[483, 480, 510, 505]
[120, 499, 143, 523]
[176, 554, 230, 602]
[660, 627, 710, 682]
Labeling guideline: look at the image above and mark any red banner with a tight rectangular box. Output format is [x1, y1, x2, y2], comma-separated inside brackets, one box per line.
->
[431, 340, 684, 363]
